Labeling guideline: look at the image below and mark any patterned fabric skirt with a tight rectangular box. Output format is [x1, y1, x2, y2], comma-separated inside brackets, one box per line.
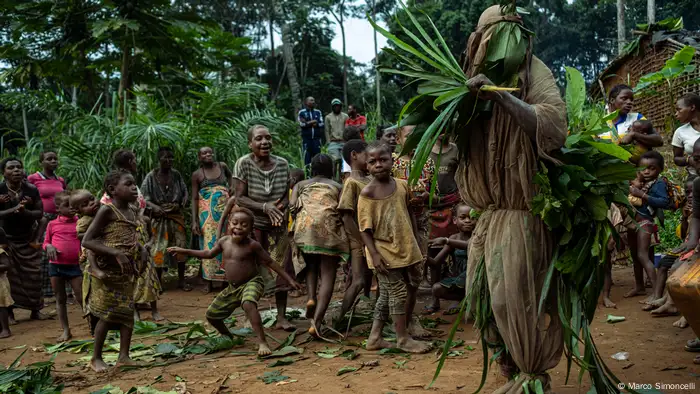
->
[84, 271, 136, 328]
[134, 258, 161, 304]
[253, 228, 292, 293]
[0, 271, 14, 308]
[199, 185, 229, 282]
[150, 213, 187, 268]
[7, 239, 42, 310]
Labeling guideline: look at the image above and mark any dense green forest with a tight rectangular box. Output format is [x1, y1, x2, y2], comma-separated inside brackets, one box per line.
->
[0, 0, 698, 189]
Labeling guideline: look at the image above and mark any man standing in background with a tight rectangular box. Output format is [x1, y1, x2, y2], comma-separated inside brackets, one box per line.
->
[345, 104, 367, 140]
[298, 96, 325, 168]
[325, 98, 349, 179]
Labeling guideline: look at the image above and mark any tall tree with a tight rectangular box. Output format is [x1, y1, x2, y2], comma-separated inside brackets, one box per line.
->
[326, 0, 363, 105]
[617, 0, 626, 54]
[647, 0, 655, 23]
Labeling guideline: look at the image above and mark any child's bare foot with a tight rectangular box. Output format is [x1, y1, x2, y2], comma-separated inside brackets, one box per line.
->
[152, 311, 165, 322]
[90, 358, 109, 373]
[9, 316, 17, 326]
[651, 302, 680, 316]
[408, 319, 431, 338]
[258, 343, 272, 356]
[397, 337, 431, 354]
[305, 299, 316, 319]
[57, 331, 72, 342]
[0, 330, 11, 338]
[603, 297, 617, 308]
[674, 316, 688, 328]
[275, 317, 296, 332]
[116, 355, 139, 367]
[638, 295, 655, 304]
[624, 288, 645, 298]
[366, 336, 393, 351]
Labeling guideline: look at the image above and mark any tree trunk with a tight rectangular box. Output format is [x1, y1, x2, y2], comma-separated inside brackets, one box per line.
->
[21, 103, 29, 142]
[617, 0, 626, 54]
[281, 21, 301, 112]
[372, 0, 380, 122]
[269, 2, 275, 58]
[71, 86, 78, 107]
[118, 41, 132, 122]
[647, 0, 655, 24]
[340, 5, 348, 106]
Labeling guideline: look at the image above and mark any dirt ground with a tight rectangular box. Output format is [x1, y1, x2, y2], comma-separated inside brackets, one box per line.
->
[1, 265, 699, 394]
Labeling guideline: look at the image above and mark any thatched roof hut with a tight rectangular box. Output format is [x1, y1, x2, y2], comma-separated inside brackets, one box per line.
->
[590, 28, 700, 134]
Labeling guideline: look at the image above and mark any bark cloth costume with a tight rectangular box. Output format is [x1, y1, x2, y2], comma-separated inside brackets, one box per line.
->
[458, 6, 567, 393]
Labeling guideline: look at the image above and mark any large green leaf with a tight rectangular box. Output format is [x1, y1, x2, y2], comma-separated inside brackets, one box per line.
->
[565, 67, 586, 124]
[581, 140, 632, 162]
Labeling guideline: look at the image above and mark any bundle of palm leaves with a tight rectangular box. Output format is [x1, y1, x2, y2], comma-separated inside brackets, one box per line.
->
[371, 3, 637, 393]
[0, 350, 63, 394]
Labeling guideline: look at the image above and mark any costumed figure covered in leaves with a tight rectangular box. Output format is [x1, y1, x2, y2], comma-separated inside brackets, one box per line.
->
[457, 6, 566, 392]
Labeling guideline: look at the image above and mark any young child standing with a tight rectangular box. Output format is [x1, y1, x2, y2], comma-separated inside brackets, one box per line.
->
[82, 170, 147, 372]
[626, 151, 669, 303]
[169, 207, 301, 356]
[338, 139, 372, 319]
[290, 154, 349, 336]
[0, 230, 13, 338]
[427, 203, 475, 313]
[358, 142, 430, 354]
[43, 191, 83, 342]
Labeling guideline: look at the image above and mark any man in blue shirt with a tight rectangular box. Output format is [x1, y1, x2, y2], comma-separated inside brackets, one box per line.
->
[298, 96, 325, 168]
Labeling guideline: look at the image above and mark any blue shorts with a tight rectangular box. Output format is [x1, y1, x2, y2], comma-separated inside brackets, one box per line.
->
[49, 264, 82, 279]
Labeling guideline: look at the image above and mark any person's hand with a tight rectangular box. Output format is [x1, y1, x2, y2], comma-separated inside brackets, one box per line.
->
[629, 186, 645, 198]
[191, 222, 201, 236]
[274, 198, 285, 211]
[167, 247, 185, 256]
[289, 279, 303, 291]
[429, 237, 449, 248]
[0, 194, 10, 203]
[20, 196, 32, 206]
[14, 203, 25, 213]
[309, 120, 318, 125]
[161, 203, 178, 213]
[46, 245, 59, 261]
[151, 205, 165, 217]
[116, 252, 134, 276]
[371, 252, 389, 275]
[620, 132, 635, 145]
[264, 203, 284, 227]
[673, 238, 698, 255]
[467, 74, 498, 101]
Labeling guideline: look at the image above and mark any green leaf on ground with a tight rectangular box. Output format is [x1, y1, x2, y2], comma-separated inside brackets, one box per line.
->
[341, 349, 359, 360]
[154, 343, 180, 356]
[315, 346, 343, 358]
[337, 366, 360, 376]
[258, 370, 289, 384]
[268, 357, 295, 367]
[466, 345, 475, 351]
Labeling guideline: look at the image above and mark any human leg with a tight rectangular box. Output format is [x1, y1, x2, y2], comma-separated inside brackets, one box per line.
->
[425, 248, 441, 313]
[624, 228, 646, 297]
[313, 256, 338, 326]
[90, 319, 110, 372]
[116, 324, 137, 366]
[405, 264, 429, 338]
[366, 270, 392, 351]
[51, 275, 71, 342]
[340, 248, 366, 318]
[635, 226, 656, 302]
[305, 256, 319, 320]
[0, 308, 10, 338]
[603, 254, 616, 308]
[242, 301, 271, 356]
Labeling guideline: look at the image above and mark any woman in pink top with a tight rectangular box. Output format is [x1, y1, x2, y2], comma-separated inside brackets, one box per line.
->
[43, 191, 82, 342]
[27, 151, 67, 300]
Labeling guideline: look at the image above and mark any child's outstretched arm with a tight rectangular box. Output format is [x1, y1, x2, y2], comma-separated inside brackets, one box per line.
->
[216, 197, 237, 239]
[168, 239, 223, 260]
[254, 242, 302, 290]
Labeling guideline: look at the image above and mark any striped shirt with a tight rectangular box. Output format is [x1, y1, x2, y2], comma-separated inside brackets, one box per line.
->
[233, 154, 290, 230]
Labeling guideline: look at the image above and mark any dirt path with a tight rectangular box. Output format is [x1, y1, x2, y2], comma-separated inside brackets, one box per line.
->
[1, 266, 698, 393]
